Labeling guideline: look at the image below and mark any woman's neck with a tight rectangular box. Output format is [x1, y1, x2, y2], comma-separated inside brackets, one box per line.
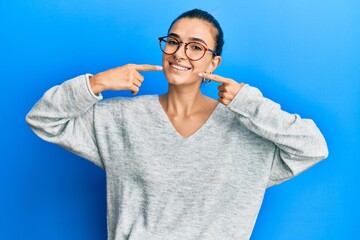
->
[160, 83, 206, 117]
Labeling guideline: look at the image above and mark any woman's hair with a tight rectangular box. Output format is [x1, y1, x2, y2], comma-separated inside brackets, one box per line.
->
[168, 9, 224, 56]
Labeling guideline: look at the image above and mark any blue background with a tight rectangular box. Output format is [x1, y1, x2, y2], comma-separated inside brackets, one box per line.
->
[1, 0, 359, 239]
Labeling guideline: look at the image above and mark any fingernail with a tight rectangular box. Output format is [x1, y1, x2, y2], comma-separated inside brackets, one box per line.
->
[198, 73, 203, 77]
[157, 66, 163, 70]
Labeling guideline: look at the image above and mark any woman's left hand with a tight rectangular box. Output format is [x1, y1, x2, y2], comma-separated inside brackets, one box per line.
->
[199, 73, 244, 106]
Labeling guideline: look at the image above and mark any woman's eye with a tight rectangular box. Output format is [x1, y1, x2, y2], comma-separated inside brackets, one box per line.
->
[191, 44, 203, 51]
[168, 40, 179, 46]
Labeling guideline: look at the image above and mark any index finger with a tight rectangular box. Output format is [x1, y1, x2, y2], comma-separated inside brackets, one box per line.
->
[134, 64, 163, 72]
[198, 73, 228, 83]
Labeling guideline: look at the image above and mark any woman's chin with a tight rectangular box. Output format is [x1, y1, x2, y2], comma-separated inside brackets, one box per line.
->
[167, 77, 184, 84]
[165, 73, 199, 86]
[166, 77, 193, 86]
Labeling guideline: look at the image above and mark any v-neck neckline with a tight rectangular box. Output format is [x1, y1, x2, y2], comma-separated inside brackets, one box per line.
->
[154, 95, 220, 141]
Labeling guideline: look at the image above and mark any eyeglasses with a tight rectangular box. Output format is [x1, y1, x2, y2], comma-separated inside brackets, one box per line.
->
[158, 36, 218, 61]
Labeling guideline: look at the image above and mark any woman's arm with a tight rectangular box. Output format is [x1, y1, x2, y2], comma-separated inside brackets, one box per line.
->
[26, 64, 162, 168]
[226, 84, 328, 187]
[199, 72, 328, 187]
[26, 74, 105, 168]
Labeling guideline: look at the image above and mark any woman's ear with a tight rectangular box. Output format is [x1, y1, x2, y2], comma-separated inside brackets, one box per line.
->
[206, 56, 222, 73]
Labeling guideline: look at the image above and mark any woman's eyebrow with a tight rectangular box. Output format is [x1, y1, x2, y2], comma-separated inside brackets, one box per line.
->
[168, 33, 208, 46]
[190, 37, 208, 46]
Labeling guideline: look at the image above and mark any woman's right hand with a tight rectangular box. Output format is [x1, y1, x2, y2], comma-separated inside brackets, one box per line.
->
[90, 64, 163, 95]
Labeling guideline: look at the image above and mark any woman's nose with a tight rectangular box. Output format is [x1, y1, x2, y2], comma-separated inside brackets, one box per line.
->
[173, 43, 188, 60]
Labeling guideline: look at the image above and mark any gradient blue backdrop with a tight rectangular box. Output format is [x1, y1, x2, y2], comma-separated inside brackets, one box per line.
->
[1, 0, 359, 239]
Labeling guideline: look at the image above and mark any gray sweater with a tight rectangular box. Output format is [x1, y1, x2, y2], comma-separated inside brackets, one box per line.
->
[26, 74, 328, 239]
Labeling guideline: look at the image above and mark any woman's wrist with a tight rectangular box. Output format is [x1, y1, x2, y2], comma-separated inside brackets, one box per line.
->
[89, 75, 106, 95]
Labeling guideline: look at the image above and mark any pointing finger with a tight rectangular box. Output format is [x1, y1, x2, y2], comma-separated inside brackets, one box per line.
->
[133, 64, 163, 72]
[198, 73, 228, 83]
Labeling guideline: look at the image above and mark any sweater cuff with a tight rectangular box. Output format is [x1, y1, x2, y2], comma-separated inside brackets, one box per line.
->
[84, 73, 103, 100]
[59, 74, 103, 115]
[226, 84, 263, 117]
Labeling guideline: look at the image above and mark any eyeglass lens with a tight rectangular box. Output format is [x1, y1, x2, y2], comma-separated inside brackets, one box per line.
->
[160, 37, 206, 61]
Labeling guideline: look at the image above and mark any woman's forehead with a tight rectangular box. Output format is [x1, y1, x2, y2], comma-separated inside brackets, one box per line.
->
[169, 18, 216, 45]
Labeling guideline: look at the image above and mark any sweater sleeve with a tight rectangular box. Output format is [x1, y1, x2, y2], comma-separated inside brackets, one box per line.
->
[226, 84, 328, 187]
[25, 74, 105, 169]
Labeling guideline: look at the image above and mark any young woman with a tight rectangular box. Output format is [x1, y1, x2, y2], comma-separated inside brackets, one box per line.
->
[26, 9, 328, 240]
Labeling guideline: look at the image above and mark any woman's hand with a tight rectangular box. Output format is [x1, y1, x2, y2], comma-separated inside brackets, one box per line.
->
[198, 73, 244, 106]
[90, 64, 163, 95]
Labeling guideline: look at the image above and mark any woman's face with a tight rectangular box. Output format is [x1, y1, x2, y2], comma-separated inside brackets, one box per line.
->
[162, 18, 221, 86]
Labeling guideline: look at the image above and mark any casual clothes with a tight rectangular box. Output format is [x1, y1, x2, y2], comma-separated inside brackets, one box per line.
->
[26, 74, 328, 239]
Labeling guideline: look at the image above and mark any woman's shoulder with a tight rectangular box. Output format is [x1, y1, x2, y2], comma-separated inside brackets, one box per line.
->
[94, 94, 159, 116]
[97, 94, 158, 106]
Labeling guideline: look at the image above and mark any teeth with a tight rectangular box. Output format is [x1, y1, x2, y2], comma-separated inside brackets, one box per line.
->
[171, 64, 190, 71]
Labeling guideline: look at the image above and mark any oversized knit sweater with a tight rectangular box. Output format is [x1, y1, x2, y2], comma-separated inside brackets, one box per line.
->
[26, 74, 328, 239]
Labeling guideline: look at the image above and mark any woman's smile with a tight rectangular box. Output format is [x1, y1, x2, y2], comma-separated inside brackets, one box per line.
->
[169, 61, 192, 72]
